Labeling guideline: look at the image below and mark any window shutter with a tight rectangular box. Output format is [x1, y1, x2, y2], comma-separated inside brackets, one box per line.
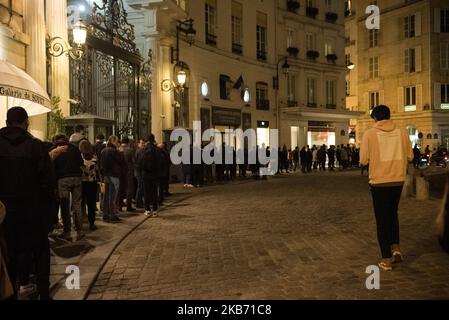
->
[435, 8, 441, 33]
[415, 46, 422, 72]
[416, 12, 422, 36]
[379, 90, 385, 105]
[398, 87, 404, 112]
[416, 84, 423, 110]
[434, 82, 441, 109]
[404, 49, 409, 72]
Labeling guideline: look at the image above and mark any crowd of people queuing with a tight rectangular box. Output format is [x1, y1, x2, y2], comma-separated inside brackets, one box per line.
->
[0, 107, 172, 300]
[277, 144, 361, 174]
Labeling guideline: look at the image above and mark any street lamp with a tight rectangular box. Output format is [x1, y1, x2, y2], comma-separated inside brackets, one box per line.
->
[47, 19, 87, 60]
[177, 70, 187, 87]
[171, 19, 197, 64]
[161, 63, 190, 128]
[274, 57, 290, 90]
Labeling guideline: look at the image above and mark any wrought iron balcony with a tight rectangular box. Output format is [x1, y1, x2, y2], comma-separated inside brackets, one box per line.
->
[232, 43, 243, 55]
[206, 32, 217, 46]
[257, 99, 270, 110]
[306, 6, 319, 18]
[288, 100, 298, 108]
[287, 0, 300, 13]
[287, 47, 299, 58]
[257, 50, 267, 61]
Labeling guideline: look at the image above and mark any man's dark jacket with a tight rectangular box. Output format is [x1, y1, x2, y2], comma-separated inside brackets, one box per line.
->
[100, 145, 125, 178]
[0, 126, 55, 237]
[52, 141, 83, 179]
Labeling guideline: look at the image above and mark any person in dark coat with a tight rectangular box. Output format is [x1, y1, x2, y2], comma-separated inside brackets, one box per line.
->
[299, 147, 307, 173]
[134, 138, 148, 209]
[100, 136, 125, 222]
[121, 138, 136, 212]
[51, 134, 84, 239]
[0, 107, 55, 300]
[305, 146, 313, 173]
[139, 134, 161, 217]
[327, 146, 336, 171]
[158, 143, 171, 204]
[317, 145, 327, 171]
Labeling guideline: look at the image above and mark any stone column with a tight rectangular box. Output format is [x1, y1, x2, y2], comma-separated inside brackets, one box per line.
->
[46, 0, 70, 117]
[24, 0, 47, 140]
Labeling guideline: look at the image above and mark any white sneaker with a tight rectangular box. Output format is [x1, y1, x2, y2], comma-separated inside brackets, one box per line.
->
[144, 211, 152, 216]
[152, 212, 159, 218]
[18, 283, 37, 300]
[187, 184, 194, 188]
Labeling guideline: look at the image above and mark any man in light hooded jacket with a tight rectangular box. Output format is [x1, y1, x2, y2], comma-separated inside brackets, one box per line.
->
[360, 105, 413, 271]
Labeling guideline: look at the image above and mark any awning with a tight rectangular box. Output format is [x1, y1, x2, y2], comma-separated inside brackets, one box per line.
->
[0, 60, 51, 117]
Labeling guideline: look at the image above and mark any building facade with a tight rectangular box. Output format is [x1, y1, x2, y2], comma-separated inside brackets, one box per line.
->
[277, 0, 360, 149]
[347, 0, 449, 150]
[131, 0, 356, 149]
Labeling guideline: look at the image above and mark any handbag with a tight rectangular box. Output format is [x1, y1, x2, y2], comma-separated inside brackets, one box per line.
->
[437, 175, 449, 254]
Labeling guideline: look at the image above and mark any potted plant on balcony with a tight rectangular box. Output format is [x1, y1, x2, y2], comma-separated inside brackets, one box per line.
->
[287, 0, 300, 13]
[326, 53, 338, 63]
[307, 50, 319, 60]
[325, 12, 338, 23]
[306, 6, 319, 18]
[287, 47, 299, 58]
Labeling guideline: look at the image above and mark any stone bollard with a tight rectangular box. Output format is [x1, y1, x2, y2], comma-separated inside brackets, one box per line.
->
[402, 174, 413, 198]
[415, 176, 430, 201]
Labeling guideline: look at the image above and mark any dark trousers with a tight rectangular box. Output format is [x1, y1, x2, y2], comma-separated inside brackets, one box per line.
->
[135, 173, 144, 208]
[143, 175, 159, 211]
[82, 181, 97, 227]
[328, 158, 335, 170]
[4, 214, 51, 299]
[370, 185, 403, 259]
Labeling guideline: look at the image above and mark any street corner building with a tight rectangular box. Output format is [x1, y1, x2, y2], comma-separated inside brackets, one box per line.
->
[0, 0, 363, 149]
[345, 0, 449, 150]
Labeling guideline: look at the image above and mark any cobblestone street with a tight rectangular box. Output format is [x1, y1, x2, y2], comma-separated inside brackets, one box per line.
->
[88, 171, 449, 300]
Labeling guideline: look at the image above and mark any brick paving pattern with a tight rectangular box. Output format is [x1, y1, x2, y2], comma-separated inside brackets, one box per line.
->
[88, 171, 449, 300]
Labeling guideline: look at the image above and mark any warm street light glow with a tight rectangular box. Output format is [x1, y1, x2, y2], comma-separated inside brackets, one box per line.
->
[347, 62, 355, 70]
[73, 20, 87, 46]
[177, 70, 187, 87]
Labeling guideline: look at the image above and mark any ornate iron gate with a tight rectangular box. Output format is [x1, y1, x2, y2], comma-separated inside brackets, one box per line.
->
[69, 0, 150, 138]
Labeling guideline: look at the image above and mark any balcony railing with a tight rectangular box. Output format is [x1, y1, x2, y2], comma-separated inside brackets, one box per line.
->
[306, 6, 319, 18]
[286, 0, 300, 13]
[257, 50, 267, 61]
[206, 33, 217, 46]
[256, 99, 270, 110]
[326, 54, 338, 64]
[287, 46, 299, 58]
[232, 43, 243, 55]
[307, 50, 319, 61]
[326, 104, 337, 109]
[307, 102, 317, 108]
[325, 12, 338, 23]
[288, 100, 298, 108]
